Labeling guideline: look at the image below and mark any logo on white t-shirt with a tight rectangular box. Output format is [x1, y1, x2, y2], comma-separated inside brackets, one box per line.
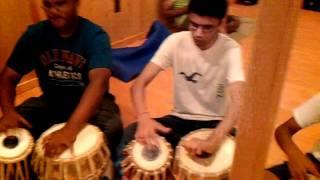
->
[179, 72, 202, 83]
[216, 83, 225, 98]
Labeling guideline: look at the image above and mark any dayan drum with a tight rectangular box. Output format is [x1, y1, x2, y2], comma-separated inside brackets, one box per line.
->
[31, 123, 112, 180]
[121, 137, 174, 180]
[173, 129, 236, 180]
[0, 128, 34, 180]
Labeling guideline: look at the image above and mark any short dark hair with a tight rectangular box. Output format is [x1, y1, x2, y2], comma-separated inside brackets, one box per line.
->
[188, 0, 228, 20]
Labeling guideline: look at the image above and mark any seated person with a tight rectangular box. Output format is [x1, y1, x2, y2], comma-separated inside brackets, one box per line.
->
[267, 93, 320, 180]
[117, 0, 244, 172]
[0, 0, 122, 161]
[161, 0, 240, 33]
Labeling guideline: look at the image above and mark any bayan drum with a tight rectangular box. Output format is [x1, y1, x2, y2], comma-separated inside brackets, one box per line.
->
[0, 128, 34, 180]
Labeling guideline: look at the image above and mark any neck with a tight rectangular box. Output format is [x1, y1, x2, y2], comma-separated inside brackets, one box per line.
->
[199, 33, 219, 50]
[58, 16, 80, 38]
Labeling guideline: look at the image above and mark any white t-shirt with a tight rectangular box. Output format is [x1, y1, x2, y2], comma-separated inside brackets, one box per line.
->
[151, 31, 245, 120]
[293, 93, 320, 128]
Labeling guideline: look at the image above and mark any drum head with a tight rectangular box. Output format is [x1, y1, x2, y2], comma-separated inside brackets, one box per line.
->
[132, 138, 171, 171]
[0, 128, 33, 161]
[38, 123, 101, 160]
[177, 129, 235, 176]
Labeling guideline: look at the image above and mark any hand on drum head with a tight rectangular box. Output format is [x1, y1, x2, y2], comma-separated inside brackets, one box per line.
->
[0, 110, 32, 132]
[135, 117, 171, 149]
[43, 127, 77, 158]
[182, 137, 218, 158]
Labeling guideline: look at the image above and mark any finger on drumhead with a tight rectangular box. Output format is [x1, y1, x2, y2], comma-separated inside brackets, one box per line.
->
[155, 123, 171, 134]
[189, 146, 198, 155]
[152, 136, 161, 146]
[19, 117, 32, 129]
[196, 148, 203, 155]
[50, 147, 61, 158]
[45, 148, 51, 157]
[55, 147, 65, 158]
[42, 137, 50, 146]
[70, 145, 75, 156]
[183, 140, 195, 149]
[50, 148, 57, 157]
[188, 149, 196, 157]
[134, 133, 141, 139]
[0, 125, 11, 134]
[181, 140, 189, 146]
[45, 144, 53, 155]
[196, 149, 207, 157]
[136, 137, 146, 144]
[146, 137, 159, 150]
[2, 129, 9, 136]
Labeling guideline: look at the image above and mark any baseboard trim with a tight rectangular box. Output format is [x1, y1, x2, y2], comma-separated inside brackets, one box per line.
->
[111, 32, 147, 48]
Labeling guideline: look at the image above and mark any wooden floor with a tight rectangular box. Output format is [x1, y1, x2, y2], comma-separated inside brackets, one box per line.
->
[12, 3, 320, 168]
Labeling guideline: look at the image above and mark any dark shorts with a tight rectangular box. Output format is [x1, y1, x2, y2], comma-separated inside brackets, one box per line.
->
[114, 115, 236, 178]
[267, 153, 320, 180]
[16, 94, 123, 160]
[119, 115, 236, 149]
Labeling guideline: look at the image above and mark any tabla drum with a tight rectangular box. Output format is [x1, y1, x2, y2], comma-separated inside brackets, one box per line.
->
[31, 123, 112, 180]
[0, 128, 34, 180]
[173, 129, 236, 180]
[121, 137, 174, 179]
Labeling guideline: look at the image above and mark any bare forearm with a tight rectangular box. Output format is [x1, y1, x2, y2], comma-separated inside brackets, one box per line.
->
[131, 63, 162, 121]
[131, 81, 149, 118]
[275, 125, 303, 158]
[0, 68, 20, 113]
[65, 79, 107, 133]
[208, 82, 243, 141]
[208, 104, 239, 141]
[0, 84, 16, 113]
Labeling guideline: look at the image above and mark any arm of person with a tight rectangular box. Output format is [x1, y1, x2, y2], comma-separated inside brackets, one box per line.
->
[162, 0, 188, 18]
[43, 68, 111, 157]
[264, 170, 279, 180]
[0, 67, 31, 132]
[0, 28, 35, 132]
[65, 68, 111, 134]
[206, 81, 243, 149]
[131, 62, 171, 146]
[183, 81, 243, 156]
[275, 117, 320, 179]
[183, 45, 245, 156]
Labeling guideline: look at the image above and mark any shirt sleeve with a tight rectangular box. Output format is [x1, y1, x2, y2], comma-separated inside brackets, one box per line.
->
[87, 30, 113, 70]
[150, 34, 177, 69]
[226, 47, 245, 83]
[293, 93, 320, 128]
[6, 28, 35, 75]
